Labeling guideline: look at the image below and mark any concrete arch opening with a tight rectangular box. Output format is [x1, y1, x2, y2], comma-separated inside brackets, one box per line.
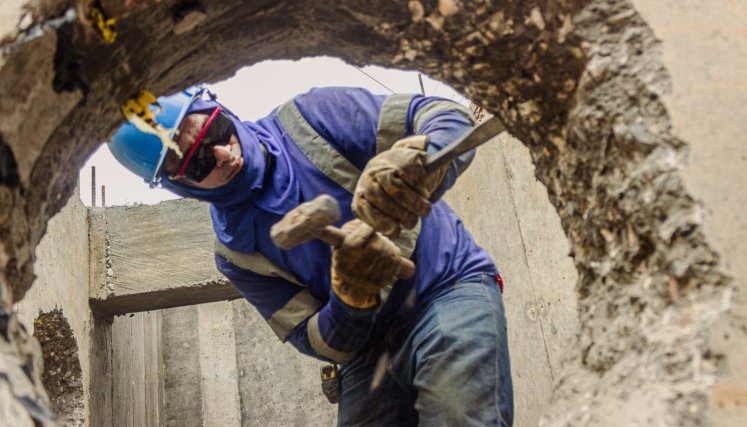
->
[1, 0, 746, 426]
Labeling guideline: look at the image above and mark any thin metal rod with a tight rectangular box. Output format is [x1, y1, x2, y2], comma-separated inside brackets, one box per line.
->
[101, 185, 106, 207]
[91, 166, 96, 207]
[418, 74, 426, 95]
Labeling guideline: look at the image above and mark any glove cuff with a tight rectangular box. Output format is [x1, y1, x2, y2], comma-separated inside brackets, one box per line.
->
[332, 281, 379, 309]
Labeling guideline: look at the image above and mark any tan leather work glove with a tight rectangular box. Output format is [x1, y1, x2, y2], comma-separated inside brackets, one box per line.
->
[352, 135, 448, 237]
[332, 219, 401, 309]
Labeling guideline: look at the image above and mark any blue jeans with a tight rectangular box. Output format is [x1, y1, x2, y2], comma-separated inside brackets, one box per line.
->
[337, 274, 513, 426]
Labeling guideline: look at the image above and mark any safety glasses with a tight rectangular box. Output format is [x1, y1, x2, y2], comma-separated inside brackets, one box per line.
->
[173, 107, 235, 182]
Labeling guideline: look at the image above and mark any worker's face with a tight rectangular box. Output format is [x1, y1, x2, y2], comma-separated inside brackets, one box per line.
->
[163, 110, 244, 189]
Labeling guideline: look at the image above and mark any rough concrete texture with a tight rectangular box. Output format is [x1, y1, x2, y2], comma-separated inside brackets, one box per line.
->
[198, 301, 242, 426]
[15, 188, 89, 425]
[231, 300, 337, 426]
[112, 310, 162, 426]
[161, 305, 203, 427]
[1, 0, 746, 425]
[630, 2, 747, 425]
[89, 198, 240, 315]
[110, 301, 337, 426]
[33, 309, 84, 426]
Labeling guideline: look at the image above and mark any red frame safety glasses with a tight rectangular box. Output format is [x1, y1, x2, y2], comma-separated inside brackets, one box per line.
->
[173, 107, 235, 182]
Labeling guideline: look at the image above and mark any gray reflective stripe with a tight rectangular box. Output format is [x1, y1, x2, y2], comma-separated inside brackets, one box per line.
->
[390, 221, 420, 260]
[377, 222, 420, 305]
[276, 100, 361, 193]
[276, 93, 421, 281]
[376, 94, 421, 258]
[376, 94, 415, 154]
[214, 239, 303, 287]
[377, 221, 420, 308]
[215, 239, 321, 341]
[307, 314, 357, 362]
[268, 289, 324, 341]
[413, 100, 474, 134]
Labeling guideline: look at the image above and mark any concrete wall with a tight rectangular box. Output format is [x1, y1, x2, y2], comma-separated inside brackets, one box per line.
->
[630, 2, 747, 424]
[15, 188, 91, 425]
[111, 301, 337, 427]
[15, 194, 342, 426]
[89, 199, 239, 316]
[446, 134, 579, 427]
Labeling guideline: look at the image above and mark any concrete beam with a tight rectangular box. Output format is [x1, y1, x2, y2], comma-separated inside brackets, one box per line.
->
[88, 199, 240, 316]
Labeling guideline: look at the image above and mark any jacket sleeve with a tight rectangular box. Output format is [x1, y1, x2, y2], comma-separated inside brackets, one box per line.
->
[407, 95, 477, 200]
[216, 253, 377, 363]
[293, 87, 476, 200]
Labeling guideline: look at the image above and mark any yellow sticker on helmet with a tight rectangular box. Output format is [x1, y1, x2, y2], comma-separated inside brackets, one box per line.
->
[121, 90, 184, 158]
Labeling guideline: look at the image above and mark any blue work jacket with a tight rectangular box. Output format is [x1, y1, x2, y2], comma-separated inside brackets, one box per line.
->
[163, 87, 498, 363]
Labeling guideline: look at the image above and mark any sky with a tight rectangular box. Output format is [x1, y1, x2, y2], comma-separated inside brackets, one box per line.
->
[78, 56, 467, 207]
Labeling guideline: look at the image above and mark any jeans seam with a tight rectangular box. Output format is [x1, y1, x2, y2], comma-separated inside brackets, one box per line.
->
[385, 360, 415, 399]
[482, 279, 503, 424]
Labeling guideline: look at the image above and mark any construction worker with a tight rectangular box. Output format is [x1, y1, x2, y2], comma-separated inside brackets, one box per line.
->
[110, 86, 513, 426]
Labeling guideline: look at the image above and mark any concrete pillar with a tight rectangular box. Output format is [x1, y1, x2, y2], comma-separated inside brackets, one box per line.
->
[162, 306, 202, 427]
[197, 302, 241, 425]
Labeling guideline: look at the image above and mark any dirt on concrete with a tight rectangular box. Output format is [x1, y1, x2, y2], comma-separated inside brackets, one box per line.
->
[34, 309, 84, 426]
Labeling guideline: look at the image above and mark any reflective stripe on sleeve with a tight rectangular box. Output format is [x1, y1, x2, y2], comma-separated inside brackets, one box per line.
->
[214, 239, 304, 287]
[276, 100, 361, 194]
[307, 313, 357, 362]
[267, 289, 324, 341]
[277, 92, 422, 295]
[376, 93, 415, 154]
[215, 239, 322, 341]
[413, 99, 475, 134]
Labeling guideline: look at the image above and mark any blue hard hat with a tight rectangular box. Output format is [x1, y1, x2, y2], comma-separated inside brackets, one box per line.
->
[109, 87, 203, 186]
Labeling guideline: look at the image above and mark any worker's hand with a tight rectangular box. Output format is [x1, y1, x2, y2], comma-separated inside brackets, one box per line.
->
[332, 219, 401, 309]
[352, 135, 448, 237]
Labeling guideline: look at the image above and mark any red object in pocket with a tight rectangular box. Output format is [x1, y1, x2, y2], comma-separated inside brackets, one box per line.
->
[495, 274, 505, 292]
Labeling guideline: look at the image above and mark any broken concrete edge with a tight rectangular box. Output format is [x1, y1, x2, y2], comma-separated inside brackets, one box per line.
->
[0, 302, 55, 425]
[89, 278, 241, 317]
[88, 207, 108, 301]
[537, 1, 739, 424]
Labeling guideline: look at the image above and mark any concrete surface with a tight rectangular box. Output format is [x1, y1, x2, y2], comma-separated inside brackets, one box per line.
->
[15, 188, 90, 425]
[631, 2, 747, 424]
[90, 199, 240, 315]
[198, 302, 242, 426]
[111, 301, 337, 427]
[161, 305, 203, 427]
[446, 133, 579, 427]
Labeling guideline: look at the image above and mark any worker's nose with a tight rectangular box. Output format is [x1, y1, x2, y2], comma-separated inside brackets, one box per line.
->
[212, 144, 234, 167]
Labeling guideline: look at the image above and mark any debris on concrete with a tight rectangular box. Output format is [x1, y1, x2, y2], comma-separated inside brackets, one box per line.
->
[34, 309, 84, 426]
